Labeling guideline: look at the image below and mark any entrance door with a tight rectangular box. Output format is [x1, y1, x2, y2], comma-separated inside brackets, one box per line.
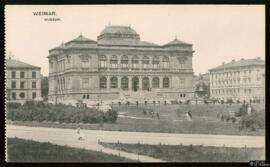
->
[142, 77, 150, 91]
[132, 77, 139, 92]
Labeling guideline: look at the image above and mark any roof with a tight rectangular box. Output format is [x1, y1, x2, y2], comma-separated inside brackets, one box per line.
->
[6, 59, 40, 69]
[99, 25, 138, 35]
[164, 37, 192, 46]
[50, 34, 97, 51]
[209, 58, 265, 71]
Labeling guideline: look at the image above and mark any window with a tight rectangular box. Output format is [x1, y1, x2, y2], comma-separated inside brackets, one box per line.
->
[162, 56, 169, 68]
[163, 77, 170, 88]
[132, 56, 139, 68]
[179, 78, 185, 88]
[121, 55, 129, 68]
[32, 81, 36, 89]
[110, 77, 118, 88]
[82, 78, 89, 89]
[110, 55, 118, 68]
[20, 72, 25, 78]
[12, 92, 16, 99]
[32, 92, 36, 99]
[152, 77, 159, 88]
[121, 77, 128, 90]
[99, 55, 107, 68]
[81, 55, 90, 68]
[100, 77, 107, 88]
[20, 81, 25, 89]
[11, 71, 16, 78]
[19, 92, 25, 99]
[152, 56, 159, 68]
[11, 81, 16, 89]
[87, 95, 89, 99]
[142, 56, 149, 68]
[32, 71, 36, 78]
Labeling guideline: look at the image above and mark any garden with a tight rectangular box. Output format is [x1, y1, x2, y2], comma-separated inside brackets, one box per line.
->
[7, 101, 265, 136]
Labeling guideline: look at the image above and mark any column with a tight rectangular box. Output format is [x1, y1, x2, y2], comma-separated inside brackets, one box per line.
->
[139, 76, 142, 90]
[107, 55, 110, 68]
[128, 76, 132, 90]
[106, 76, 110, 89]
[159, 76, 163, 88]
[149, 76, 152, 89]
[117, 76, 121, 89]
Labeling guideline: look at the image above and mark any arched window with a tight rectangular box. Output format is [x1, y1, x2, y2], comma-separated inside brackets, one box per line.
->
[162, 56, 169, 68]
[110, 55, 118, 68]
[142, 56, 149, 68]
[99, 55, 107, 68]
[132, 56, 139, 68]
[142, 77, 150, 91]
[110, 77, 118, 88]
[121, 77, 128, 90]
[121, 55, 129, 68]
[163, 77, 170, 88]
[100, 77, 107, 88]
[152, 56, 160, 68]
[152, 77, 160, 88]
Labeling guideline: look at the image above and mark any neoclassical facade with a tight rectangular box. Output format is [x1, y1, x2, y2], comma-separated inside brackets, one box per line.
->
[48, 25, 195, 103]
[209, 58, 265, 103]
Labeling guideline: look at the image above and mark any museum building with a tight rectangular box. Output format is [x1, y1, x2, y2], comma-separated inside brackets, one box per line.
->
[47, 25, 195, 103]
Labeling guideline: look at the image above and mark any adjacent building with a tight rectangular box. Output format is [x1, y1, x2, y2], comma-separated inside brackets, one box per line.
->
[209, 58, 265, 103]
[6, 58, 42, 104]
[47, 25, 195, 104]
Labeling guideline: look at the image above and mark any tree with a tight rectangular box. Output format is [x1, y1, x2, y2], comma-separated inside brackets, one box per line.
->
[41, 77, 49, 100]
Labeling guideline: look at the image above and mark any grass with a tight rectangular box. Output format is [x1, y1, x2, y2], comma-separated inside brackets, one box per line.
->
[100, 142, 265, 162]
[7, 137, 135, 162]
[7, 104, 265, 136]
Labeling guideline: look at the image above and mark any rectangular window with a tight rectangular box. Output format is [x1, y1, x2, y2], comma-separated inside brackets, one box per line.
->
[12, 92, 16, 99]
[20, 71, 25, 78]
[11, 71, 16, 78]
[82, 78, 89, 89]
[32, 92, 36, 99]
[179, 79, 185, 88]
[32, 81, 36, 89]
[20, 81, 25, 89]
[32, 71, 36, 78]
[11, 81, 16, 89]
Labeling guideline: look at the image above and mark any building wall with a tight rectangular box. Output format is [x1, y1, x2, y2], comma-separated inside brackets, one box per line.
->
[6, 68, 42, 104]
[48, 45, 194, 103]
[209, 65, 265, 102]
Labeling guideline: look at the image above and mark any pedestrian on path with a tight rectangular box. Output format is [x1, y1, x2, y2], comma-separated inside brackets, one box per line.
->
[77, 125, 84, 141]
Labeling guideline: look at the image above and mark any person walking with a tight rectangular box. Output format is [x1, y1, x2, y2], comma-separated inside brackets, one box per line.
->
[77, 125, 84, 141]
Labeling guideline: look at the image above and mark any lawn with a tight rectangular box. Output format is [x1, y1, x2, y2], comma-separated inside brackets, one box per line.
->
[7, 103, 265, 136]
[100, 142, 265, 162]
[7, 137, 135, 162]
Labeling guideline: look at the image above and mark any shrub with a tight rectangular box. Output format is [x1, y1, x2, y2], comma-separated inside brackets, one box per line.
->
[240, 112, 265, 131]
[7, 101, 118, 124]
[104, 110, 118, 123]
[7, 102, 22, 109]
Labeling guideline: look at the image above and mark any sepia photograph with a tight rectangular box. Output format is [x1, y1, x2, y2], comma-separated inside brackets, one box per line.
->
[4, 5, 265, 163]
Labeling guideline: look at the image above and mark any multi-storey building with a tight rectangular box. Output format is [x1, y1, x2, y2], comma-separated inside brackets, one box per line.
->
[48, 25, 195, 104]
[209, 58, 265, 103]
[6, 58, 42, 104]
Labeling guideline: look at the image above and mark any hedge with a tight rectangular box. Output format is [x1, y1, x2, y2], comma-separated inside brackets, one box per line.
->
[7, 101, 118, 124]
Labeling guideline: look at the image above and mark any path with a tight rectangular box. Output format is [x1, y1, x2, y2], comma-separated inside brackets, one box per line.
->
[6, 125, 265, 161]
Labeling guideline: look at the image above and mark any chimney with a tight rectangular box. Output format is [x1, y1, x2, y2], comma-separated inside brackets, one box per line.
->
[222, 62, 225, 65]
[241, 58, 245, 61]
[257, 57, 260, 60]
[232, 59, 235, 62]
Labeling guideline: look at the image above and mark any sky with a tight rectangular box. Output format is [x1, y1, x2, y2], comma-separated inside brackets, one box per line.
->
[5, 5, 265, 76]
